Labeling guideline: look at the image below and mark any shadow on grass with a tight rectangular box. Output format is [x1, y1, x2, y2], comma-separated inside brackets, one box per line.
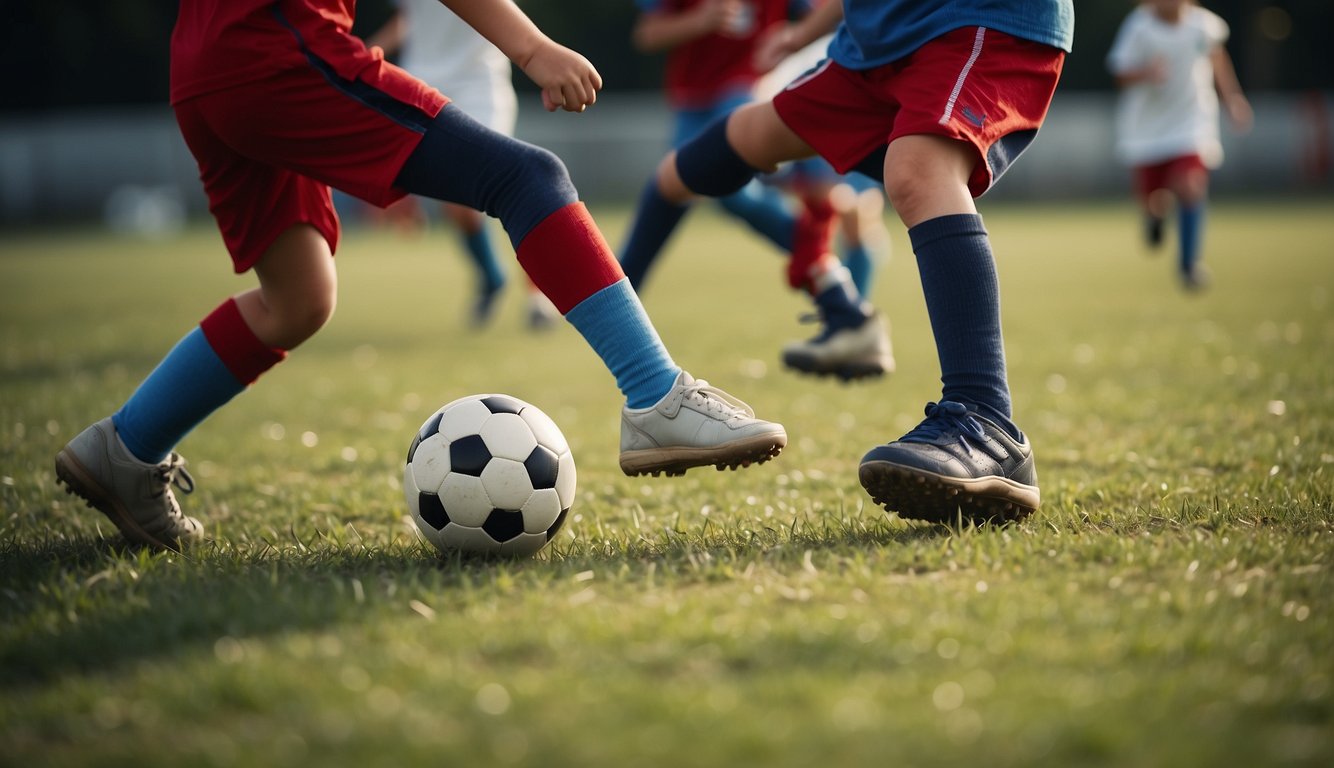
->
[0, 533, 481, 688]
[0, 517, 953, 689]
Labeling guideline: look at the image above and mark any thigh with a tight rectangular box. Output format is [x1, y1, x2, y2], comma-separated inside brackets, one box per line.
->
[727, 100, 816, 172]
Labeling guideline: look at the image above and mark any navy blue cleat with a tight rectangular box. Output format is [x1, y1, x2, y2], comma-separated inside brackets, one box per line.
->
[858, 401, 1039, 525]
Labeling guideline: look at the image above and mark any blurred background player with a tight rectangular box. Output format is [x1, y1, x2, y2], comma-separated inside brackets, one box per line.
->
[368, 0, 559, 328]
[751, 25, 891, 300]
[1107, 0, 1252, 291]
[642, 0, 1073, 524]
[618, 0, 892, 381]
[53, 0, 787, 551]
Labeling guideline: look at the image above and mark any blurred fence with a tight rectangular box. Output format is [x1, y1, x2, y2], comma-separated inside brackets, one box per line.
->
[1, 91, 1329, 229]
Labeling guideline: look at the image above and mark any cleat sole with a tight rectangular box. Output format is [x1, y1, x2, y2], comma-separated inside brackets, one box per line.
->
[858, 460, 1038, 526]
[620, 437, 785, 478]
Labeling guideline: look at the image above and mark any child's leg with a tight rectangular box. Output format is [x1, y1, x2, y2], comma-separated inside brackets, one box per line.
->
[394, 105, 786, 474]
[660, 105, 892, 380]
[116, 225, 331, 464]
[618, 177, 692, 290]
[442, 202, 507, 324]
[859, 135, 1037, 524]
[56, 225, 333, 550]
[1170, 163, 1210, 287]
[395, 105, 678, 409]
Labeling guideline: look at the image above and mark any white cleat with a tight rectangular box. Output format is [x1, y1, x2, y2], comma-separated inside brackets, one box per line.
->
[619, 371, 787, 476]
[782, 310, 894, 382]
[54, 417, 204, 550]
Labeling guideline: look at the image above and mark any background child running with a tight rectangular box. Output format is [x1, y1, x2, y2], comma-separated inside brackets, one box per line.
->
[1107, 0, 1252, 290]
[642, 0, 1073, 524]
[53, 0, 786, 551]
[619, 0, 893, 382]
[366, 0, 559, 328]
[751, 26, 891, 301]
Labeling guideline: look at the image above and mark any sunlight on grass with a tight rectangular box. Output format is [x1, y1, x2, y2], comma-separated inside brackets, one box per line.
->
[2, 201, 1331, 766]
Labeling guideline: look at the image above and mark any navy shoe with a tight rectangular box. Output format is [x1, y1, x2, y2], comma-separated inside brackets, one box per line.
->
[1145, 215, 1165, 251]
[859, 401, 1039, 524]
[469, 279, 505, 328]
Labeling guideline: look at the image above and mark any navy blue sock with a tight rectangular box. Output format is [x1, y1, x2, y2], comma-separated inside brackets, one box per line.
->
[812, 266, 869, 332]
[1178, 204, 1203, 276]
[717, 180, 795, 252]
[618, 180, 689, 290]
[908, 214, 1017, 436]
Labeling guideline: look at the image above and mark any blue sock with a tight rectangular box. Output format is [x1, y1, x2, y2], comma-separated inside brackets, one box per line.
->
[112, 328, 245, 463]
[908, 214, 1017, 436]
[717, 180, 796, 252]
[619, 181, 689, 290]
[1177, 204, 1203, 276]
[842, 242, 874, 297]
[563, 279, 681, 408]
[462, 226, 506, 291]
[813, 267, 869, 332]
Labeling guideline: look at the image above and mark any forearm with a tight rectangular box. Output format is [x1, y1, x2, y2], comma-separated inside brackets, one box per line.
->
[438, 0, 549, 68]
[1211, 47, 1246, 102]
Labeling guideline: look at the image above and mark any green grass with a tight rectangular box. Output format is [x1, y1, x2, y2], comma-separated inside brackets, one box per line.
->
[2, 200, 1332, 767]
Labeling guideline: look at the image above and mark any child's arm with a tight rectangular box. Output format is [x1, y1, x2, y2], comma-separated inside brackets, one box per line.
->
[438, 0, 600, 112]
[753, 0, 842, 73]
[632, 0, 749, 53]
[1211, 45, 1253, 132]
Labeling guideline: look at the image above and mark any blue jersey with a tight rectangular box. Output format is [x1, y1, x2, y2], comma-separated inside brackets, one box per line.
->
[830, 0, 1075, 70]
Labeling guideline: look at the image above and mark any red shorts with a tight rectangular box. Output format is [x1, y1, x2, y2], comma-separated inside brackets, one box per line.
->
[773, 26, 1065, 197]
[1133, 155, 1208, 201]
[175, 58, 447, 272]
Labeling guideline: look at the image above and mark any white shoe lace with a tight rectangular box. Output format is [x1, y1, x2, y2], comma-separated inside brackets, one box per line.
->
[681, 378, 755, 421]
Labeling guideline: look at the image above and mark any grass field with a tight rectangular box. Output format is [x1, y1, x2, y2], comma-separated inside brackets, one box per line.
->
[2, 200, 1332, 766]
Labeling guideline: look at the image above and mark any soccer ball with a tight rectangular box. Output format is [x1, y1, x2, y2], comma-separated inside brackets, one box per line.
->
[404, 394, 575, 556]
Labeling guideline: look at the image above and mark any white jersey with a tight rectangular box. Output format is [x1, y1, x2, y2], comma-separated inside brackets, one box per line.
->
[1106, 4, 1230, 167]
[753, 34, 835, 102]
[396, 0, 518, 135]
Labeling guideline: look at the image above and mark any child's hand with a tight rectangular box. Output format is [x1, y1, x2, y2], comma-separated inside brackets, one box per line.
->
[522, 40, 603, 113]
[1225, 93, 1254, 134]
[697, 0, 753, 39]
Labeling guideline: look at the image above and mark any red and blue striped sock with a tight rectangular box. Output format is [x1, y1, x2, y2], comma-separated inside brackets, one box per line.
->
[518, 203, 680, 408]
[113, 299, 285, 463]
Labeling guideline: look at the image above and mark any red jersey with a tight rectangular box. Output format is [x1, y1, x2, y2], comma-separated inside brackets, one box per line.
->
[171, 1, 424, 108]
[647, 0, 802, 109]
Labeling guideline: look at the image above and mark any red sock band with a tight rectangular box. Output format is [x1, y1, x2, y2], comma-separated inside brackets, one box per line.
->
[199, 298, 287, 385]
[789, 197, 838, 292]
[515, 203, 625, 315]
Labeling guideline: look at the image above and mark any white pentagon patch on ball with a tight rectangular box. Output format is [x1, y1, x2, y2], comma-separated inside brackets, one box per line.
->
[405, 394, 575, 557]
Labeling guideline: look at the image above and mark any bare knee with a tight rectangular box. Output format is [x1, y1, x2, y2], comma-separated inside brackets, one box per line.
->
[883, 136, 978, 226]
[245, 225, 338, 349]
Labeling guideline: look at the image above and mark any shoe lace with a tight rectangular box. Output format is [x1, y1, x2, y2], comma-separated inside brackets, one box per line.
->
[151, 453, 195, 499]
[901, 401, 986, 451]
[681, 378, 755, 420]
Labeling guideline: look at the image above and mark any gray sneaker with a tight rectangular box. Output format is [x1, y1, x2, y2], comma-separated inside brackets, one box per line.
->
[619, 371, 787, 476]
[54, 417, 204, 550]
[782, 311, 895, 381]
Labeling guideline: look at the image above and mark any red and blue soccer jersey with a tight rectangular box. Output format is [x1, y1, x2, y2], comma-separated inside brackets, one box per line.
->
[638, 0, 811, 109]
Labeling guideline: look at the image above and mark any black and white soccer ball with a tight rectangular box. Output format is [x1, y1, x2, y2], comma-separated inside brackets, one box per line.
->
[405, 394, 575, 556]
